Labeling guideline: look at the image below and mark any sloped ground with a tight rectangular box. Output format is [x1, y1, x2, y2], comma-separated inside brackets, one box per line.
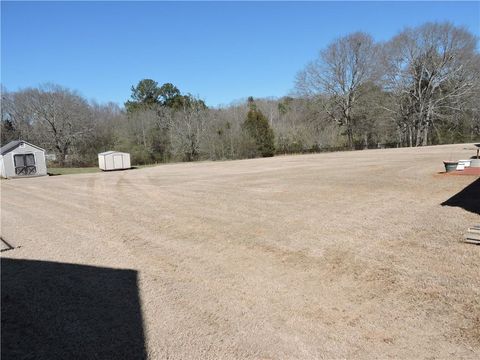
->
[1, 143, 479, 359]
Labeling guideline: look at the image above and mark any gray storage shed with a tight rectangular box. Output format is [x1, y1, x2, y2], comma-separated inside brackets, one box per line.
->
[0, 140, 47, 178]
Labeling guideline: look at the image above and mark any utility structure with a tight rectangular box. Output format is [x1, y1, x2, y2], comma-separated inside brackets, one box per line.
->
[98, 151, 131, 171]
[0, 140, 47, 178]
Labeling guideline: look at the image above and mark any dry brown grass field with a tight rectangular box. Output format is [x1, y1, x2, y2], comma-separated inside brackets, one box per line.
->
[1, 143, 479, 359]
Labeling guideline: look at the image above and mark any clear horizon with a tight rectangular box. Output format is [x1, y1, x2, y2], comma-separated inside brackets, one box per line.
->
[2, 1, 479, 108]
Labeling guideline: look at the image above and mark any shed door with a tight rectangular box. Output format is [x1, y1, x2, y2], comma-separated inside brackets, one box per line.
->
[14, 154, 36, 176]
[113, 154, 123, 169]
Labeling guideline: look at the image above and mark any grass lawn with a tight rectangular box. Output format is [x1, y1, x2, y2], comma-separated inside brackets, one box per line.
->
[47, 164, 159, 176]
[2, 143, 479, 358]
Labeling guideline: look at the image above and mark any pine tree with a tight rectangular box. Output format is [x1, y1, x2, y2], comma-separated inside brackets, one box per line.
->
[243, 98, 275, 157]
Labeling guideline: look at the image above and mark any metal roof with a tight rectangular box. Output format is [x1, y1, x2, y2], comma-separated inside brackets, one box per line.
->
[0, 140, 45, 155]
[98, 151, 130, 156]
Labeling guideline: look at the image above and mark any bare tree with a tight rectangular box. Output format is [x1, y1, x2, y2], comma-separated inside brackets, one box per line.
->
[169, 101, 209, 161]
[1, 88, 37, 143]
[380, 22, 480, 146]
[205, 102, 249, 160]
[296, 32, 379, 148]
[4, 85, 94, 165]
[199, 109, 237, 160]
[75, 102, 124, 164]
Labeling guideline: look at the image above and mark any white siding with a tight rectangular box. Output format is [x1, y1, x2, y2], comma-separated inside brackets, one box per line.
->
[0, 156, 5, 178]
[105, 155, 114, 170]
[1, 142, 47, 178]
[98, 155, 106, 170]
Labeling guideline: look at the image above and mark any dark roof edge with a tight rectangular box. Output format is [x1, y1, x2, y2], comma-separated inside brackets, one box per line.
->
[0, 140, 46, 155]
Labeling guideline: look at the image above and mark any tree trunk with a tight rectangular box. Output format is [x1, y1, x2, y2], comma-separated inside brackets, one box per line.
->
[55, 142, 67, 167]
[347, 128, 354, 150]
[422, 124, 429, 146]
[422, 104, 432, 146]
[415, 124, 422, 147]
[57, 152, 66, 167]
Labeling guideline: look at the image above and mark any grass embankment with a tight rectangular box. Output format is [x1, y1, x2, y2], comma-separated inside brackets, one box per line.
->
[47, 167, 101, 175]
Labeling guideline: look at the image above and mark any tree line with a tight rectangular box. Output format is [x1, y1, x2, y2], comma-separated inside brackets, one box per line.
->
[2, 22, 479, 166]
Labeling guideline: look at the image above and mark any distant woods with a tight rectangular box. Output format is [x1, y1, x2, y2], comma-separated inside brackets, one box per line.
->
[2, 22, 479, 166]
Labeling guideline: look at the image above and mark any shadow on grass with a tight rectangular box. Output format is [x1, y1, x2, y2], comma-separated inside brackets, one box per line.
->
[1, 258, 146, 360]
[441, 178, 480, 215]
[102, 166, 139, 172]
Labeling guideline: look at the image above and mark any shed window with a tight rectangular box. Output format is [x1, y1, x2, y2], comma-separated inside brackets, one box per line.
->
[25, 154, 35, 166]
[14, 154, 25, 167]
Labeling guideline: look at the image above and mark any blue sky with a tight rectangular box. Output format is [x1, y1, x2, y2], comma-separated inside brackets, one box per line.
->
[2, 1, 479, 107]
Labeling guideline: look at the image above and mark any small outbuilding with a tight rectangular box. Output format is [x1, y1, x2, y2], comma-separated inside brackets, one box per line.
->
[0, 140, 47, 178]
[98, 151, 131, 171]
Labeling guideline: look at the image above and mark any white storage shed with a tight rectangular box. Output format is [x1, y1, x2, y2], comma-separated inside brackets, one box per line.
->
[98, 151, 131, 171]
[0, 140, 47, 178]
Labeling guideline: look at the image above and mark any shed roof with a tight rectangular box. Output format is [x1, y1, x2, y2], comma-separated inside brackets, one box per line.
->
[98, 151, 129, 156]
[0, 140, 45, 155]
